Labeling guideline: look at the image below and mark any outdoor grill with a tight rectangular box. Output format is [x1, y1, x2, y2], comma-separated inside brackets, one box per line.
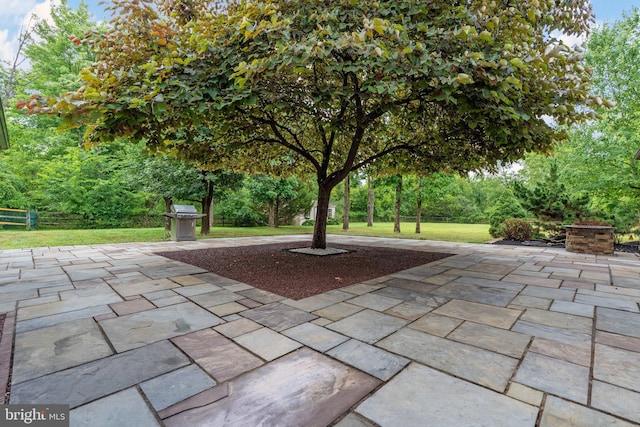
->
[165, 205, 205, 241]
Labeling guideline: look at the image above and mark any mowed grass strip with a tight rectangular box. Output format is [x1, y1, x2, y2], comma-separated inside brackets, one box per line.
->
[0, 222, 490, 249]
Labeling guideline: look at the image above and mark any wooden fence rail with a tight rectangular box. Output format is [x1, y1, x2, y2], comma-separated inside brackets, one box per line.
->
[0, 208, 30, 228]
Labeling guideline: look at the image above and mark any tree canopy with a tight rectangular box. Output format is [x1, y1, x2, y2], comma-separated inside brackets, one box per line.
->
[24, 0, 599, 248]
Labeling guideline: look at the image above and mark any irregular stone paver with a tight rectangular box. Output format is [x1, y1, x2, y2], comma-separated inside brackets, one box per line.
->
[520, 308, 593, 334]
[512, 321, 592, 349]
[207, 301, 247, 317]
[575, 293, 640, 312]
[506, 383, 544, 406]
[549, 300, 594, 318]
[12, 318, 113, 384]
[593, 343, 640, 392]
[431, 281, 520, 307]
[449, 321, 531, 358]
[514, 352, 589, 404]
[313, 302, 365, 321]
[234, 328, 302, 361]
[596, 330, 640, 353]
[110, 278, 178, 298]
[237, 288, 286, 304]
[378, 327, 518, 392]
[541, 395, 637, 427]
[152, 294, 189, 307]
[70, 387, 161, 427]
[519, 285, 575, 302]
[356, 363, 537, 427]
[213, 317, 262, 338]
[16, 291, 122, 321]
[100, 302, 223, 352]
[327, 339, 409, 381]
[140, 364, 216, 411]
[333, 413, 376, 427]
[383, 277, 441, 294]
[284, 290, 354, 312]
[188, 289, 243, 308]
[530, 337, 591, 367]
[433, 299, 522, 329]
[327, 310, 408, 344]
[109, 298, 155, 316]
[591, 381, 640, 424]
[282, 322, 349, 352]
[384, 301, 433, 320]
[163, 348, 380, 427]
[596, 307, 640, 339]
[172, 329, 263, 382]
[242, 302, 317, 332]
[372, 287, 448, 307]
[347, 293, 403, 311]
[408, 313, 463, 337]
[15, 305, 113, 333]
[173, 283, 222, 297]
[10, 340, 189, 408]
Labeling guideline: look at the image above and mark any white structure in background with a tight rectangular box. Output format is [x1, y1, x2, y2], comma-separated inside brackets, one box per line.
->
[294, 200, 336, 225]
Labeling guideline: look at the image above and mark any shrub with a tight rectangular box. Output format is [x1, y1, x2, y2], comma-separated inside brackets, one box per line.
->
[488, 192, 528, 237]
[500, 218, 532, 241]
[301, 220, 315, 226]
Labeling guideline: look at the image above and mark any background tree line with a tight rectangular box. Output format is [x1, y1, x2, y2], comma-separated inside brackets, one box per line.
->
[1, 1, 639, 240]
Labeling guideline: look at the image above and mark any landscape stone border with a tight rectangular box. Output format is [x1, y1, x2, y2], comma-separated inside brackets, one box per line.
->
[0, 310, 16, 403]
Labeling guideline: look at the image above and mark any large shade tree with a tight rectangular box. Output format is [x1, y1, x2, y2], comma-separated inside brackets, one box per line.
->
[26, 0, 598, 248]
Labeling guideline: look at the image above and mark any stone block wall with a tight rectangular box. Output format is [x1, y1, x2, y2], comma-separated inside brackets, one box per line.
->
[565, 226, 614, 255]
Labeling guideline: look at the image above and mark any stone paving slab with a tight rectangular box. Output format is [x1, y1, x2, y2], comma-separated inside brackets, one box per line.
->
[433, 299, 522, 329]
[378, 327, 518, 392]
[70, 387, 161, 427]
[593, 343, 640, 392]
[10, 340, 189, 408]
[540, 395, 638, 427]
[12, 318, 113, 384]
[596, 307, 640, 338]
[140, 364, 217, 411]
[233, 328, 302, 361]
[163, 348, 381, 427]
[327, 309, 409, 344]
[282, 322, 349, 353]
[327, 339, 409, 381]
[241, 301, 317, 331]
[172, 328, 263, 382]
[356, 363, 537, 427]
[100, 302, 223, 352]
[449, 321, 531, 358]
[514, 352, 590, 404]
[15, 305, 113, 333]
[591, 380, 640, 424]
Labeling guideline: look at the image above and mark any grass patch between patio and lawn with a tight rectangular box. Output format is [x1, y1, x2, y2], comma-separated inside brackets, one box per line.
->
[0, 222, 490, 249]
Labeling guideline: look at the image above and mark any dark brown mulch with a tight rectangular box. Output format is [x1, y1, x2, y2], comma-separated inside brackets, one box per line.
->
[157, 242, 453, 300]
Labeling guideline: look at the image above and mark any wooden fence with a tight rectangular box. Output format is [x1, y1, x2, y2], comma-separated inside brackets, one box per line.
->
[0, 208, 31, 228]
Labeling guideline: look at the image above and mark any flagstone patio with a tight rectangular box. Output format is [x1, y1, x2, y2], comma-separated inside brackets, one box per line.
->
[1, 235, 639, 426]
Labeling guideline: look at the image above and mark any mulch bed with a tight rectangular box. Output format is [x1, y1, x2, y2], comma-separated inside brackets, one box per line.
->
[157, 242, 453, 300]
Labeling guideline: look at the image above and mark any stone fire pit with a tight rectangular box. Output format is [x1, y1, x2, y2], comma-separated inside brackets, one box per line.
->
[565, 225, 615, 255]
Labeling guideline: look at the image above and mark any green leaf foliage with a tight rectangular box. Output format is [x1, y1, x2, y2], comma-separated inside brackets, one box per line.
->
[25, 0, 599, 247]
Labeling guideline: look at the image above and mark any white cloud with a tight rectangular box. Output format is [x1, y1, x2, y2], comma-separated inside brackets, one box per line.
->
[0, 0, 58, 67]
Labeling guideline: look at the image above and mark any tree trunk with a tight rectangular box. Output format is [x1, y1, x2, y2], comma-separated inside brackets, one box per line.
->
[200, 180, 214, 235]
[367, 174, 374, 227]
[268, 201, 276, 228]
[164, 196, 173, 231]
[343, 174, 350, 231]
[415, 177, 423, 234]
[311, 183, 333, 249]
[209, 197, 215, 228]
[394, 174, 402, 233]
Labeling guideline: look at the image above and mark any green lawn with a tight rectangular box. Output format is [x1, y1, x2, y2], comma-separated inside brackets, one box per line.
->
[0, 222, 491, 249]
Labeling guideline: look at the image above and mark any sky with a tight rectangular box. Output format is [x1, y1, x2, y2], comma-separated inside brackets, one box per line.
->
[1, 0, 639, 66]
